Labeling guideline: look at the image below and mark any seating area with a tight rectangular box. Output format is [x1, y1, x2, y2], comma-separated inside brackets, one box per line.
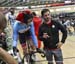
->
[0, 0, 75, 7]
[0, 0, 64, 7]
[0, 0, 7, 6]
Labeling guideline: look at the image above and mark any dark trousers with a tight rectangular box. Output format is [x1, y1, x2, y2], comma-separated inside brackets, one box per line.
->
[44, 48, 63, 64]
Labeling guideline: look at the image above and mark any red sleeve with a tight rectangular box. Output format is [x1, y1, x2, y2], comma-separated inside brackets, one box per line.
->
[16, 13, 24, 23]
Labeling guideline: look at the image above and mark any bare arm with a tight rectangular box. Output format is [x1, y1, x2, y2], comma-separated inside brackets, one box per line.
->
[0, 47, 18, 64]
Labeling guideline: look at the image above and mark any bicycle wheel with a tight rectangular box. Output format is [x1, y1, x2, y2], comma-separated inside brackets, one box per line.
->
[26, 54, 31, 64]
[30, 54, 36, 64]
[26, 54, 36, 64]
[22, 55, 31, 64]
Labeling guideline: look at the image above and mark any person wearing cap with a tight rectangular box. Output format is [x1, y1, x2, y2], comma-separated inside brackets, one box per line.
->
[38, 9, 67, 64]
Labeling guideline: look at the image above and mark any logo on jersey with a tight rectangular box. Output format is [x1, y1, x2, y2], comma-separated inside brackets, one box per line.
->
[52, 25, 55, 28]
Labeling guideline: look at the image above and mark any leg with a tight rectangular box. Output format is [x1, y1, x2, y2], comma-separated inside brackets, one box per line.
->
[29, 38, 36, 51]
[19, 34, 27, 55]
[21, 43, 27, 55]
[53, 48, 63, 64]
[36, 35, 41, 48]
[38, 39, 41, 48]
[45, 49, 53, 64]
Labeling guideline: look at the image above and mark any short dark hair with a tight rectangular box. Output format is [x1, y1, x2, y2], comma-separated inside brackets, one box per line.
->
[41, 9, 50, 17]
[32, 12, 36, 16]
[23, 13, 33, 24]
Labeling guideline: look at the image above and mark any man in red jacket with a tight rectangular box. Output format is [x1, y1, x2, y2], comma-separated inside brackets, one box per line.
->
[32, 12, 42, 48]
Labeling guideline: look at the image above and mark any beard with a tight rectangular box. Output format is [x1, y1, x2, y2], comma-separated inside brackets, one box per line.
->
[44, 17, 51, 22]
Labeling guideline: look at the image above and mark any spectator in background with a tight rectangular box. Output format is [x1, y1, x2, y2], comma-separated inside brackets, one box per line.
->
[5, 10, 11, 25]
[59, 15, 65, 25]
[64, 17, 72, 35]
[8, 8, 16, 29]
[32, 12, 42, 48]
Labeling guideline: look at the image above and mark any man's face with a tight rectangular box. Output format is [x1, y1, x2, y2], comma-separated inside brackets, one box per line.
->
[10, 9, 15, 15]
[43, 11, 51, 22]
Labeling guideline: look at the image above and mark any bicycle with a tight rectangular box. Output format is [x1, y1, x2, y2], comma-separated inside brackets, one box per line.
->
[22, 37, 45, 64]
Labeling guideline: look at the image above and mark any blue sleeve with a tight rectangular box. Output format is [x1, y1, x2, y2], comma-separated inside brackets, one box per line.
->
[30, 22, 38, 48]
[13, 22, 18, 47]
